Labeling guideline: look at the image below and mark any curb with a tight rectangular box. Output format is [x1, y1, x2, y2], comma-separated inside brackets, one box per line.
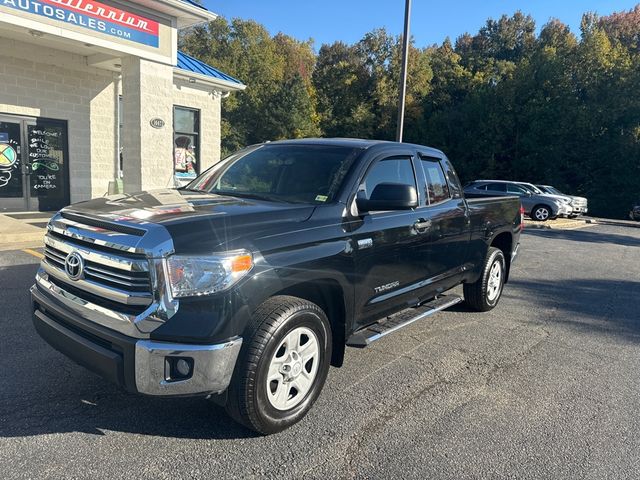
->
[0, 231, 45, 244]
[0, 240, 45, 252]
[0, 213, 47, 250]
[587, 218, 640, 229]
[524, 218, 595, 230]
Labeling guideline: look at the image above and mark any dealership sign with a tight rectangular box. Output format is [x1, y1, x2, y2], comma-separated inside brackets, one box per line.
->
[1, 0, 160, 47]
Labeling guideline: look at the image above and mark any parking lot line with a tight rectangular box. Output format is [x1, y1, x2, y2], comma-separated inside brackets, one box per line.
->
[22, 248, 44, 259]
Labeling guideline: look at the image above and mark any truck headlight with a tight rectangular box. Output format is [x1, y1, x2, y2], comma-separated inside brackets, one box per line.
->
[166, 251, 253, 298]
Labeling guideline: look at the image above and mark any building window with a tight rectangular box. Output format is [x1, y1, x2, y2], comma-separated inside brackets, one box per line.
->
[173, 106, 200, 182]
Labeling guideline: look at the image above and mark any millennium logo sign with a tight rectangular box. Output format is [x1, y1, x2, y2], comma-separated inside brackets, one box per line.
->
[1, 0, 160, 47]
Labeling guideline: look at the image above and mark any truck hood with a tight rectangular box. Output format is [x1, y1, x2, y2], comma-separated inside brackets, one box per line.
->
[63, 189, 316, 253]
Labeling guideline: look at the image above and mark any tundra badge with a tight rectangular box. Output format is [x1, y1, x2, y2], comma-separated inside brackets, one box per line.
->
[374, 281, 400, 293]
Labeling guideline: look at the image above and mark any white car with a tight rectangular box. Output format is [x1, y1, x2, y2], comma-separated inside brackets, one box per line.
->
[536, 185, 588, 217]
[517, 182, 575, 218]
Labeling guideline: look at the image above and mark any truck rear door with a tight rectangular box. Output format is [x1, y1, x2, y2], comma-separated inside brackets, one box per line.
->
[414, 154, 471, 292]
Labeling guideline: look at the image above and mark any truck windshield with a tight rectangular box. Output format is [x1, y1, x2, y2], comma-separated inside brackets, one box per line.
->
[185, 144, 361, 204]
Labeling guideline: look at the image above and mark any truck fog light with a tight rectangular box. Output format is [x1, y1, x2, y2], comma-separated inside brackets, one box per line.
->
[166, 356, 194, 380]
[176, 358, 191, 377]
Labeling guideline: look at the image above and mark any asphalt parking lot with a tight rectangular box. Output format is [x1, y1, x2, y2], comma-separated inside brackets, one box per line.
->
[1, 224, 639, 479]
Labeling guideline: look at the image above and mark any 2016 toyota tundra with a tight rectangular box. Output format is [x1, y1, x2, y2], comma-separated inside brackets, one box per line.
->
[32, 139, 522, 434]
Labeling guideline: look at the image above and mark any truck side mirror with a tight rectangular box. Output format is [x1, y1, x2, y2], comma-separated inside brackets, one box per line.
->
[356, 183, 418, 212]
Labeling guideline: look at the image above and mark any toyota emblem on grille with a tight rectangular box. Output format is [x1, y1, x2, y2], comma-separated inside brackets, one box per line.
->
[64, 251, 84, 281]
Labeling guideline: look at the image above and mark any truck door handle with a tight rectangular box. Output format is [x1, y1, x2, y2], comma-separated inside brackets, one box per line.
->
[414, 220, 431, 233]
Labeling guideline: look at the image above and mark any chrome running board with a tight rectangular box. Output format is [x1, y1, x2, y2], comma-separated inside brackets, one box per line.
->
[346, 295, 462, 348]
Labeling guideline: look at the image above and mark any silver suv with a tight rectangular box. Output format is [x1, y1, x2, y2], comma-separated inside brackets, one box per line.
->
[464, 180, 573, 221]
[516, 182, 575, 218]
[536, 185, 588, 217]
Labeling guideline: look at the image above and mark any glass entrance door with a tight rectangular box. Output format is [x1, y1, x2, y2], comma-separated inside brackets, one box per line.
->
[0, 115, 69, 212]
[27, 119, 69, 211]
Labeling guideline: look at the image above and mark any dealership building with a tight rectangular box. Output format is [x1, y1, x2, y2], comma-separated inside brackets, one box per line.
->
[0, 0, 245, 212]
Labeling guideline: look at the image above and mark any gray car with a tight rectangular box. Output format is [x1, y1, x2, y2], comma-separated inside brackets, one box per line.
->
[516, 182, 575, 218]
[464, 180, 573, 221]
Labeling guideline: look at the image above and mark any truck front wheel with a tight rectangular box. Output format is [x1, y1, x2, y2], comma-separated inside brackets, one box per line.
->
[225, 295, 332, 434]
[463, 247, 506, 312]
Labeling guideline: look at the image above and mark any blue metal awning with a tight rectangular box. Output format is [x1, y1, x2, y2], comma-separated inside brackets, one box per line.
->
[176, 51, 245, 88]
[180, 0, 209, 11]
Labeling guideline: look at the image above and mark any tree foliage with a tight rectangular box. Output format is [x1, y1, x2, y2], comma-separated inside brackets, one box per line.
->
[179, 6, 640, 218]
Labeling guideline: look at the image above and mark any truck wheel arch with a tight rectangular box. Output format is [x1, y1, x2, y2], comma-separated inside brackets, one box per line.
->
[490, 232, 513, 283]
[273, 279, 347, 368]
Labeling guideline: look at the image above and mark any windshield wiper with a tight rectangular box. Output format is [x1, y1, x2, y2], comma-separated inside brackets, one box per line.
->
[213, 191, 289, 203]
[179, 187, 208, 193]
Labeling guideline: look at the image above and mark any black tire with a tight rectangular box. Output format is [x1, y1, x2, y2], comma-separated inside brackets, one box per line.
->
[225, 295, 332, 435]
[531, 204, 552, 222]
[463, 247, 506, 312]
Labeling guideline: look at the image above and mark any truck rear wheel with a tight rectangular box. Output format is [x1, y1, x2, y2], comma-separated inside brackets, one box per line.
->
[225, 295, 332, 435]
[463, 247, 506, 312]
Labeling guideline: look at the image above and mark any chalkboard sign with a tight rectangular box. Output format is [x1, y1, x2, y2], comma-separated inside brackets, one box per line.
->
[28, 120, 68, 211]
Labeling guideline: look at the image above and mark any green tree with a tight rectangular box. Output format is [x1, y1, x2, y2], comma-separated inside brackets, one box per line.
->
[180, 18, 319, 154]
[313, 41, 379, 138]
[180, 7, 640, 218]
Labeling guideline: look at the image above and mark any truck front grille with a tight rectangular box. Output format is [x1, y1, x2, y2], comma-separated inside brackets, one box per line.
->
[44, 241, 150, 293]
[42, 230, 153, 312]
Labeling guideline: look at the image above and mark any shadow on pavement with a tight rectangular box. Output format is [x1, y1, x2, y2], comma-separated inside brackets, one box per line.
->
[2, 239, 638, 440]
[508, 277, 640, 339]
[0, 263, 258, 440]
[524, 228, 640, 247]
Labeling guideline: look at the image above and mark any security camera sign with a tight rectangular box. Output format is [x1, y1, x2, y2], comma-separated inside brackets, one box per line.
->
[1, 0, 160, 47]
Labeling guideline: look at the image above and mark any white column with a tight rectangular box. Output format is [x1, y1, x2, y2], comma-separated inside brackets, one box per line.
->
[121, 56, 174, 193]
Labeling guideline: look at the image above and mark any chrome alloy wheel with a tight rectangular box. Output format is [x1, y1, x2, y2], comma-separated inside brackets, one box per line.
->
[534, 207, 550, 221]
[266, 326, 320, 411]
[487, 260, 503, 302]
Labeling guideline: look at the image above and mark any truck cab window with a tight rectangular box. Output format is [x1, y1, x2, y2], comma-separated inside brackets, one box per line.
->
[362, 157, 416, 197]
[421, 158, 450, 204]
[440, 159, 462, 198]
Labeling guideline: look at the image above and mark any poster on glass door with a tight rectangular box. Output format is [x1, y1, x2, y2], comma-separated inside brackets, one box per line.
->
[28, 121, 68, 211]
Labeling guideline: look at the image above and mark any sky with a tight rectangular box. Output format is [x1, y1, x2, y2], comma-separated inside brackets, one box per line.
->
[202, 1, 640, 49]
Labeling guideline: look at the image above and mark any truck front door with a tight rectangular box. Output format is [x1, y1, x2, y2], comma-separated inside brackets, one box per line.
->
[351, 154, 434, 329]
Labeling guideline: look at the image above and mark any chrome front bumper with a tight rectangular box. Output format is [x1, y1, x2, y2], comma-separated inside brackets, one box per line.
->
[135, 338, 242, 396]
[31, 281, 242, 397]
